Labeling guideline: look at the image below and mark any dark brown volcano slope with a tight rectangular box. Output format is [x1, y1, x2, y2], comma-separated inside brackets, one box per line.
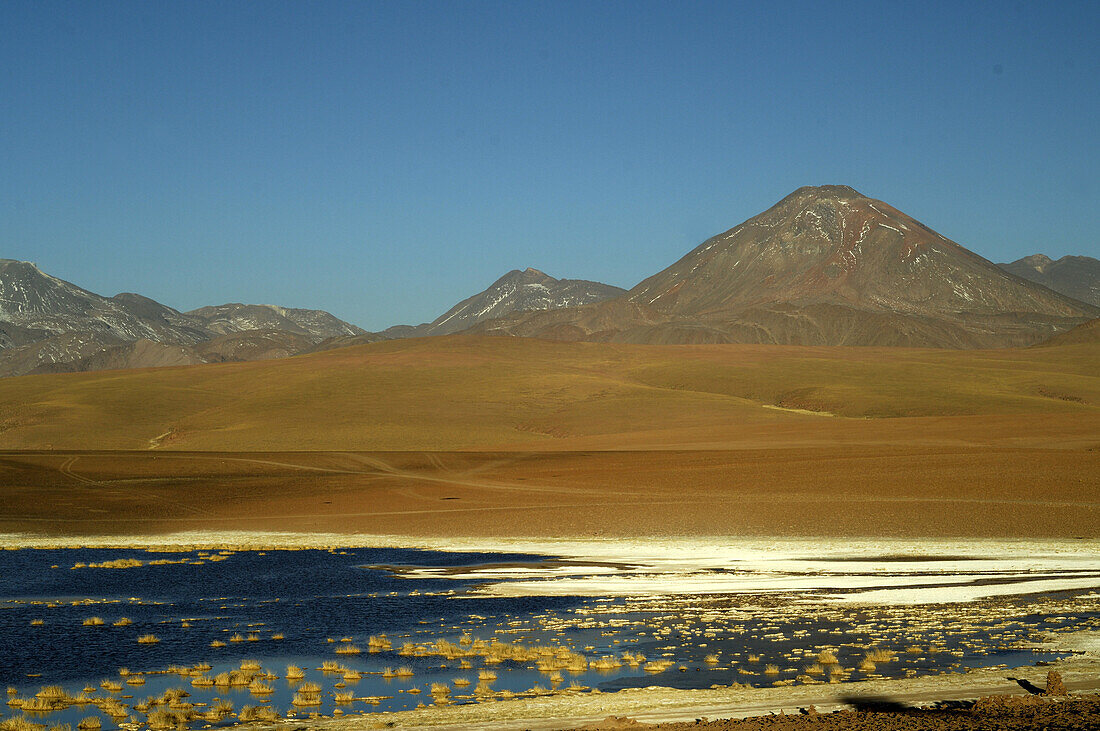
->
[470, 186, 1097, 347]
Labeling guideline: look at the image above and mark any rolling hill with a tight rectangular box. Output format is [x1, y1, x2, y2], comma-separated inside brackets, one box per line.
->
[0, 333, 1095, 452]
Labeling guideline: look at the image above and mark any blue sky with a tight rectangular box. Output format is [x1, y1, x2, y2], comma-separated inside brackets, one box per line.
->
[2, 1, 1097, 330]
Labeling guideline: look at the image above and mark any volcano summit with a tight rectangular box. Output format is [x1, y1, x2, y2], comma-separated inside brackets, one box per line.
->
[471, 186, 1097, 347]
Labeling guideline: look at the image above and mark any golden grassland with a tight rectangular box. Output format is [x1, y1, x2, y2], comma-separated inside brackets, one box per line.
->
[0, 335, 1096, 539]
[0, 334, 1096, 451]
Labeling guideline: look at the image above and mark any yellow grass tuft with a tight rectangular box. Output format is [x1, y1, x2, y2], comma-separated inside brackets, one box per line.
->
[35, 686, 67, 701]
[82, 617, 104, 627]
[334, 643, 361, 655]
[247, 679, 272, 694]
[285, 665, 305, 680]
[291, 690, 321, 707]
[764, 664, 780, 674]
[238, 705, 278, 722]
[0, 717, 46, 731]
[136, 634, 159, 644]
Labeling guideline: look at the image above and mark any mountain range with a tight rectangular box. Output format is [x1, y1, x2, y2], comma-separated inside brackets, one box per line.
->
[998, 254, 1100, 307]
[470, 186, 1097, 347]
[3, 185, 1097, 376]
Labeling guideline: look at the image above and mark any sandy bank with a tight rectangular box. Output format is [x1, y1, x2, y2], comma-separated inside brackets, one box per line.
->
[298, 655, 1100, 730]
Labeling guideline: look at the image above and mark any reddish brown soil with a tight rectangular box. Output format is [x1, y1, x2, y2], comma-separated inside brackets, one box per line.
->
[1, 442, 1098, 539]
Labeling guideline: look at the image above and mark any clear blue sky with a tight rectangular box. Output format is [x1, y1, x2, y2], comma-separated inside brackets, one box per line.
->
[2, 1, 1097, 330]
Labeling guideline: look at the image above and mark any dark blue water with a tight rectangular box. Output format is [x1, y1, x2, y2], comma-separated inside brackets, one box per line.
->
[0, 547, 1086, 729]
[0, 547, 578, 685]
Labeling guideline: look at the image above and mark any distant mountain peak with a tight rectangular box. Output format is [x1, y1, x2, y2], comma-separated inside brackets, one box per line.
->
[628, 184, 1064, 319]
[186, 302, 364, 340]
[1016, 253, 1054, 272]
[1000, 254, 1100, 307]
[419, 269, 625, 336]
[478, 187, 1096, 348]
[787, 184, 864, 200]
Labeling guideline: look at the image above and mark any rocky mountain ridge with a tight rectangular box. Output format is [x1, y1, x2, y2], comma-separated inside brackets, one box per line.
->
[998, 254, 1100, 307]
[471, 186, 1097, 347]
[399, 268, 625, 337]
[5, 185, 1097, 375]
[0, 260, 365, 377]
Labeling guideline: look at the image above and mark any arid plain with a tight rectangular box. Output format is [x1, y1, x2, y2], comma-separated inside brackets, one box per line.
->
[0, 334, 1097, 540]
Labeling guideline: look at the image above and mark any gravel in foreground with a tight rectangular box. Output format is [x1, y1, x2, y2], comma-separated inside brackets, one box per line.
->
[578, 693, 1100, 731]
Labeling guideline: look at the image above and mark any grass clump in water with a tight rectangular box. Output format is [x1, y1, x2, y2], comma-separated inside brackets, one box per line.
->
[238, 705, 278, 722]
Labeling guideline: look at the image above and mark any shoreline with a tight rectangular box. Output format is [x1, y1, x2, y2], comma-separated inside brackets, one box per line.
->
[300, 655, 1100, 730]
[5, 532, 1099, 606]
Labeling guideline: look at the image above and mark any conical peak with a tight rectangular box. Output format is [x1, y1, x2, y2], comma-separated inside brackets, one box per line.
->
[1019, 253, 1054, 271]
[494, 268, 554, 287]
[787, 184, 864, 201]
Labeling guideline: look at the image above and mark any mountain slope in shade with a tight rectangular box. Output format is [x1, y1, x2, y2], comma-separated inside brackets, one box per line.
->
[999, 254, 1100, 307]
[415, 268, 625, 336]
[474, 186, 1097, 348]
[1034, 318, 1100, 347]
[186, 303, 365, 340]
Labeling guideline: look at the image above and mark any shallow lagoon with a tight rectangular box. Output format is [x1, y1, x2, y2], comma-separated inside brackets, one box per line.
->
[1, 546, 1095, 729]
